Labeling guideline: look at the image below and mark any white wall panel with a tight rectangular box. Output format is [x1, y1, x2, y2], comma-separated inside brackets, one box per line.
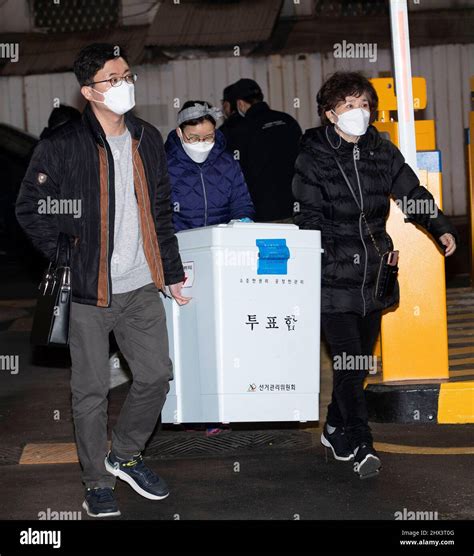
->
[1, 44, 471, 215]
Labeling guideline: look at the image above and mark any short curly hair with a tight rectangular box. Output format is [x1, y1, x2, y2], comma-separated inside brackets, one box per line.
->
[316, 71, 378, 125]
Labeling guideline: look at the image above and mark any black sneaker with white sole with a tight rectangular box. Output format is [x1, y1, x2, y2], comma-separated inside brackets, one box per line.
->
[320, 423, 354, 461]
[353, 443, 382, 479]
[82, 487, 121, 518]
[105, 451, 170, 500]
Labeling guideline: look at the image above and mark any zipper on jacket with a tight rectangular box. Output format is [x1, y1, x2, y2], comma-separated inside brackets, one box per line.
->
[99, 136, 111, 307]
[353, 143, 368, 317]
[133, 125, 162, 275]
[353, 144, 360, 161]
[135, 125, 144, 152]
[132, 126, 144, 201]
[199, 168, 208, 227]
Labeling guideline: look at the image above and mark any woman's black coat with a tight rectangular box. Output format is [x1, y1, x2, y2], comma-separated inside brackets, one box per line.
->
[292, 124, 459, 317]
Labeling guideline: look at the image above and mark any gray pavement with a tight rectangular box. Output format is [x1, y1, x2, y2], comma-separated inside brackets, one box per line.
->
[0, 322, 473, 522]
[0, 249, 472, 554]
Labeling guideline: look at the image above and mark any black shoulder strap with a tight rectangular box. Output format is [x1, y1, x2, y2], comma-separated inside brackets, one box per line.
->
[332, 156, 361, 212]
[332, 156, 383, 257]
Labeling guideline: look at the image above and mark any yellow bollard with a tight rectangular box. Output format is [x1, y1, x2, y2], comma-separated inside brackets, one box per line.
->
[468, 77, 474, 287]
[381, 152, 449, 380]
[371, 77, 449, 381]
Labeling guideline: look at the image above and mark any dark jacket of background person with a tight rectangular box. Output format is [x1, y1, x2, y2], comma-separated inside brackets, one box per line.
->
[15, 103, 184, 307]
[234, 101, 302, 221]
[165, 128, 255, 231]
[292, 124, 460, 317]
[39, 105, 82, 140]
[219, 111, 247, 155]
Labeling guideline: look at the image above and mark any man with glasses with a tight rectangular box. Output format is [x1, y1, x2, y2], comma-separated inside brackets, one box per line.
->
[15, 43, 190, 517]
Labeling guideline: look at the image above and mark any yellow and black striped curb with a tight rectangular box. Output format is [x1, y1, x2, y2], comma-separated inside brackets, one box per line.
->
[366, 287, 474, 424]
[365, 378, 474, 424]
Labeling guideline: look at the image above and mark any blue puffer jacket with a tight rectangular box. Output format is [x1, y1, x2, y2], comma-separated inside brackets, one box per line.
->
[165, 128, 255, 231]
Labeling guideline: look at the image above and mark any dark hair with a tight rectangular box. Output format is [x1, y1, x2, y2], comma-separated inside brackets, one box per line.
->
[178, 100, 216, 130]
[224, 99, 237, 113]
[316, 71, 378, 125]
[40, 105, 82, 140]
[73, 43, 128, 86]
[232, 79, 264, 105]
[222, 85, 237, 113]
[47, 105, 81, 129]
[239, 91, 264, 105]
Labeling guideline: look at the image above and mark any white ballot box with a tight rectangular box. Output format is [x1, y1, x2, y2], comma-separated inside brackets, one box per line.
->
[161, 222, 323, 424]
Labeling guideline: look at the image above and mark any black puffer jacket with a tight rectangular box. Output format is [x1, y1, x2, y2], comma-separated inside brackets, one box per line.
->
[292, 124, 459, 316]
[15, 104, 184, 307]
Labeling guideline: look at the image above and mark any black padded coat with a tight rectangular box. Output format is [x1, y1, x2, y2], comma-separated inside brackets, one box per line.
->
[292, 124, 459, 316]
[15, 104, 184, 307]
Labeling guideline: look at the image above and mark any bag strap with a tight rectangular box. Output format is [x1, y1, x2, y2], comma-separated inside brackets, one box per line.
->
[333, 155, 361, 210]
[333, 156, 383, 258]
[54, 232, 71, 268]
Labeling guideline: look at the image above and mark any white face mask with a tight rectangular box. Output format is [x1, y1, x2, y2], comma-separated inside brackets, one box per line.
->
[332, 107, 370, 136]
[178, 129, 214, 163]
[91, 82, 135, 115]
[237, 108, 246, 118]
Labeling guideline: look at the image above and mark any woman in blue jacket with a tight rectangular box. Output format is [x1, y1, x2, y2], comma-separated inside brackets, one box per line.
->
[165, 100, 255, 231]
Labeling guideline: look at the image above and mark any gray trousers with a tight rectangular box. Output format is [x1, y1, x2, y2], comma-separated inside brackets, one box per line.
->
[69, 282, 173, 489]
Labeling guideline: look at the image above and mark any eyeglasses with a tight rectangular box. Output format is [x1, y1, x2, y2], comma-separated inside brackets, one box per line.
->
[182, 131, 215, 144]
[87, 73, 138, 88]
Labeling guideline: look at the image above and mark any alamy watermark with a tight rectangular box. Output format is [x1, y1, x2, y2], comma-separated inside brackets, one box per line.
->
[333, 40, 377, 63]
[395, 508, 438, 520]
[20, 528, 61, 549]
[0, 42, 19, 63]
[333, 352, 378, 374]
[0, 354, 19, 375]
[394, 197, 438, 218]
[38, 508, 82, 520]
[215, 248, 258, 270]
[38, 196, 82, 219]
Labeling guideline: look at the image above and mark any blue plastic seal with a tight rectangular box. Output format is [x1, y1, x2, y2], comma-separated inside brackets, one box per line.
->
[256, 239, 290, 275]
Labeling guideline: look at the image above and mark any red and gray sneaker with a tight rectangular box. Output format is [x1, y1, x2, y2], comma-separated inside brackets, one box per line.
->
[353, 443, 382, 479]
[320, 423, 354, 461]
[105, 451, 170, 500]
[82, 487, 121, 518]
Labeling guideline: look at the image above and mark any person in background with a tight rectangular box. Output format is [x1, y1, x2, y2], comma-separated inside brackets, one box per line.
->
[218, 83, 246, 155]
[292, 71, 458, 479]
[39, 105, 82, 139]
[231, 78, 302, 223]
[165, 100, 254, 231]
